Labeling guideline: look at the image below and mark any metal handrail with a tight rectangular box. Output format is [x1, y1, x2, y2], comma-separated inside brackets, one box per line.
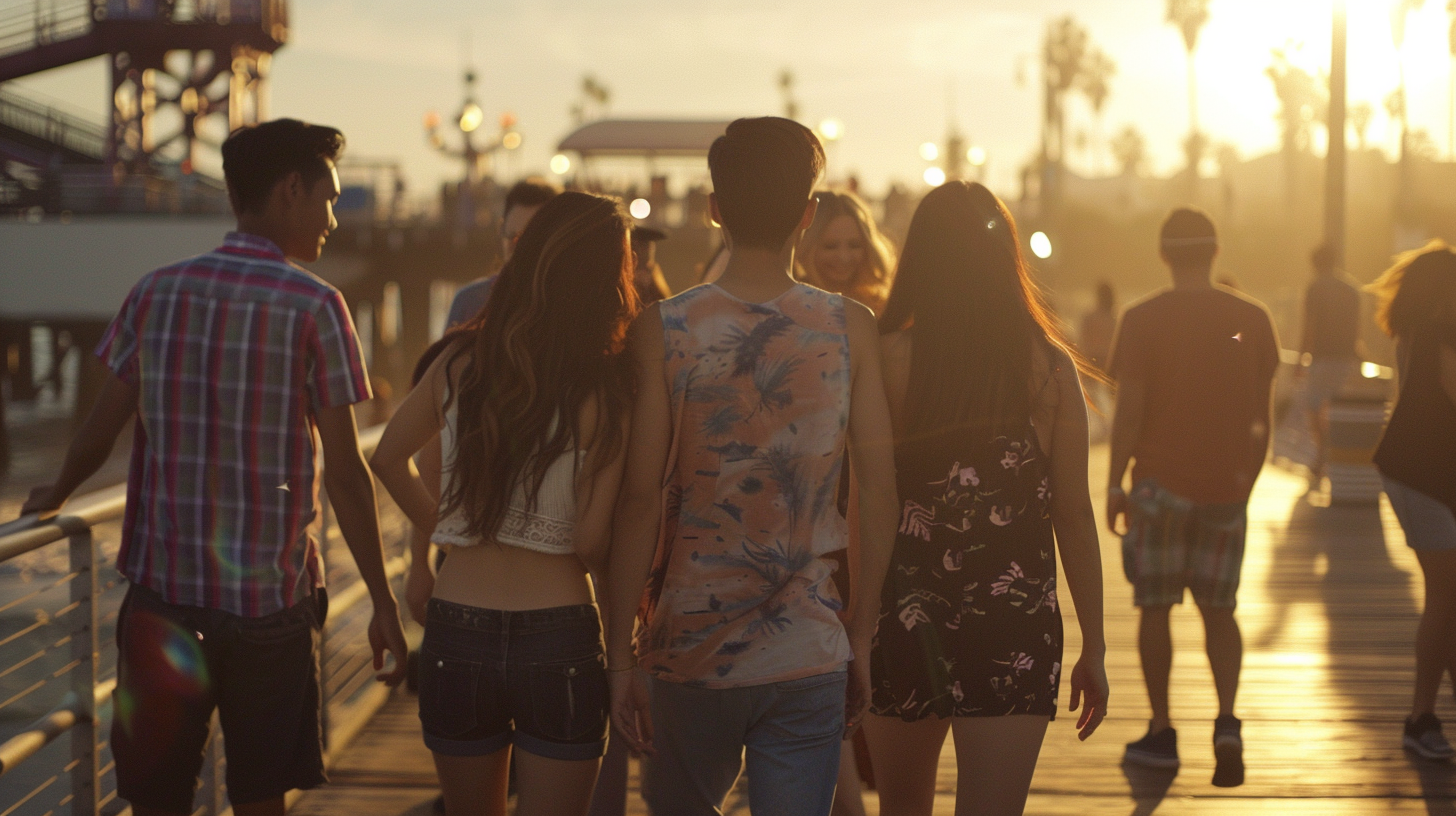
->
[0, 88, 108, 161]
[0, 423, 406, 815]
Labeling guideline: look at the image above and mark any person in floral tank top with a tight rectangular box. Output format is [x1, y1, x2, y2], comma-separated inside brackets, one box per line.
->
[606, 118, 898, 816]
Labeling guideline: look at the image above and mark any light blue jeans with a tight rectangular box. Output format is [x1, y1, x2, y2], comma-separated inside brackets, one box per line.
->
[643, 671, 846, 816]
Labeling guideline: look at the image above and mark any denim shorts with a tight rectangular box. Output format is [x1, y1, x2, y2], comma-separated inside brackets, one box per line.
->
[1383, 476, 1456, 551]
[1122, 478, 1247, 608]
[418, 599, 608, 760]
[113, 583, 325, 813]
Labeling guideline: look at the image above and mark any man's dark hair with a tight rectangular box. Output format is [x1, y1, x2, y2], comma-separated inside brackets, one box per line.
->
[503, 178, 562, 220]
[1159, 207, 1218, 269]
[708, 117, 824, 250]
[221, 119, 345, 215]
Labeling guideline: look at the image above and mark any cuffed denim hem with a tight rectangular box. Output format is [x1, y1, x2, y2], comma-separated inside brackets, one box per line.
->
[514, 730, 607, 761]
[423, 729, 511, 757]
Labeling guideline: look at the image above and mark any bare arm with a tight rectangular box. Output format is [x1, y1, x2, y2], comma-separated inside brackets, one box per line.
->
[318, 402, 408, 685]
[844, 304, 898, 732]
[21, 372, 137, 516]
[1046, 350, 1108, 739]
[606, 304, 671, 753]
[1106, 375, 1146, 534]
[368, 355, 448, 535]
[573, 405, 631, 583]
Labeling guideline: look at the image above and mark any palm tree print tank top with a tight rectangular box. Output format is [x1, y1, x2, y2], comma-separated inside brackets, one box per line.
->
[639, 283, 855, 687]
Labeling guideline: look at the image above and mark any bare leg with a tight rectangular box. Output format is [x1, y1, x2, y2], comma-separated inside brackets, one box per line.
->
[513, 750, 602, 816]
[830, 739, 867, 816]
[233, 800, 286, 816]
[433, 747, 511, 816]
[861, 714, 949, 816]
[949, 715, 1050, 816]
[1139, 606, 1174, 732]
[1307, 404, 1328, 487]
[587, 734, 631, 816]
[1198, 605, 1243, 719]
[1411, 549, 1456, 717]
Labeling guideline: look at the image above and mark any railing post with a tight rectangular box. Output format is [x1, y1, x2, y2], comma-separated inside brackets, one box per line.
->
[68, 529, 100, 816]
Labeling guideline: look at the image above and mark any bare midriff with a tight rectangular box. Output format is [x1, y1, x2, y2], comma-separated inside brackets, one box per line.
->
[432, 543, 594, 611]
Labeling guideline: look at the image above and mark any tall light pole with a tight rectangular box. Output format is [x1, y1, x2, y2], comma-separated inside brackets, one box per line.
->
[1325, 0, 1348, 270]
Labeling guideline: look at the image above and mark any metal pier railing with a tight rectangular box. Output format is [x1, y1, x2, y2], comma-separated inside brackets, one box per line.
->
[0, 425, 411, 816]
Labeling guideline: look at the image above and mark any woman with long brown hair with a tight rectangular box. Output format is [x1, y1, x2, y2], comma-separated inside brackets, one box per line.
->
[1369, 241, 1456, 761]
[797, 189, 896, 314]
[370, 192, 638, 815]
[864, 182, 1108, 815]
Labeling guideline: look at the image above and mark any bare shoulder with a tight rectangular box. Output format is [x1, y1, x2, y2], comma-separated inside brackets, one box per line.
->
[1034, 341, 1082, 410]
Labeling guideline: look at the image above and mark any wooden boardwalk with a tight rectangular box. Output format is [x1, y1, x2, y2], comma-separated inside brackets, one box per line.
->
[292, 458, 1456, 815]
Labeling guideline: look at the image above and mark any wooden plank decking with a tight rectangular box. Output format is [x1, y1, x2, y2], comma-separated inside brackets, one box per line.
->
[292, 457, 1456, 815]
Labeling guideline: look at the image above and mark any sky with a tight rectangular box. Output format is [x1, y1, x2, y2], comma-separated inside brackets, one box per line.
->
[10, 0, 1456, 204]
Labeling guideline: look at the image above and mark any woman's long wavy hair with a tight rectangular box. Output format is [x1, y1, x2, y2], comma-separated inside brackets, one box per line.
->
[797, 189, 896, 314]
[1366, 240, 1456, 339]
[439, 192, 638, 542]
[879, 181, 1091, 441]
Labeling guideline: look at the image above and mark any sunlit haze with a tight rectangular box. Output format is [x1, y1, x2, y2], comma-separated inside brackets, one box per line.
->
[8, 0, 1456, 202]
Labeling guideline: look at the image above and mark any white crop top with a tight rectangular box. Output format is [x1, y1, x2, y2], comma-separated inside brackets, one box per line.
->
[432, 401, 581, 555]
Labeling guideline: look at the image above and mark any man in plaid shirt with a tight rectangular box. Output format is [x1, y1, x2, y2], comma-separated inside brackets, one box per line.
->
[22, 119, 408, 816]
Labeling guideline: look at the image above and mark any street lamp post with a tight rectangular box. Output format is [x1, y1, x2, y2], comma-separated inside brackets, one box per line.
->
[1325, 0, 1348, 270]
[425, 68, 521, 186]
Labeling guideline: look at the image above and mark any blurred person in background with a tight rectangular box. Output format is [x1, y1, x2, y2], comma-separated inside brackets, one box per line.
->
[446, 178, 562, 329]
[370, 192, 638, 815]
[1368, 242, 1456, 761]
[797, 189, 896, 315]
[866, 181, 1108, 816]
[630, 225, 673, 304]
[1079, 282, 1118, 374]
[1300, 243, 1362, 491]
[1108, 208, 1279, 788]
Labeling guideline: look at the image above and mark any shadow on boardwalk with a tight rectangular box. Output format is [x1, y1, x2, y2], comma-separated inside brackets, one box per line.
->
[293, 460, 1456, 816]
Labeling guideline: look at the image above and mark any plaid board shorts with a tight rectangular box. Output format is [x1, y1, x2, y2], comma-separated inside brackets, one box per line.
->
[1121, 479, 1248, 608]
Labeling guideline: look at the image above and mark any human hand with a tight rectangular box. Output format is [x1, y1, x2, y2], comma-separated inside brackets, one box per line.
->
[405, 562, 434, 625]
[20, 486, 63, 518]
[1068, 650, 1109, 741]
[1106, 488, 1129, 535]
[609, 668, 655, 755]
[843, 630, 874, 738]
[368, 600, 409, 687]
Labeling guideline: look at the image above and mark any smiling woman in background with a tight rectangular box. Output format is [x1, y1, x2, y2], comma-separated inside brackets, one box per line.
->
[798, 189, 896, 315]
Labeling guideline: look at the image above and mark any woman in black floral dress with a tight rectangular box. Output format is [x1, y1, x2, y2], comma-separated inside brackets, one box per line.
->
[863, 182, 1109, 816]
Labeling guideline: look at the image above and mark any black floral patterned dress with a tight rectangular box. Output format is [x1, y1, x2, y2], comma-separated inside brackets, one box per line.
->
[869, 423, 1062, 720]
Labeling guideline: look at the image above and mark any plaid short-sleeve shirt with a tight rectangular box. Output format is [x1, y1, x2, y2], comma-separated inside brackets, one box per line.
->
[99, 232, 372, 616]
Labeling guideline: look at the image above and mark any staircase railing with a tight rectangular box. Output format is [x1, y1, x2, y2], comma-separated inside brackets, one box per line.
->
[0, 86, 106, 161]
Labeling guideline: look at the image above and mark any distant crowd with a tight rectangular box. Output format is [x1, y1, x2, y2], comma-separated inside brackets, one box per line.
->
[17, 114, 1456, 816]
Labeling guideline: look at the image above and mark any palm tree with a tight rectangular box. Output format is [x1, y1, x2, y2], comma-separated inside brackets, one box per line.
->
[1350, 100, 1374, 150]
[1078, 48, 1117, 174]
[1390, 0, 1425, 164]
[1110, 125, 1147, 177]
[1167, 0, 1211, 172]
[1447, 0, 1455, 157]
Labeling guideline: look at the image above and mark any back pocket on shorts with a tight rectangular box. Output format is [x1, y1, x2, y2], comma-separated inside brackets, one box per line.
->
[528, 654, 607, 743]
[419, 648, 481, 739]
